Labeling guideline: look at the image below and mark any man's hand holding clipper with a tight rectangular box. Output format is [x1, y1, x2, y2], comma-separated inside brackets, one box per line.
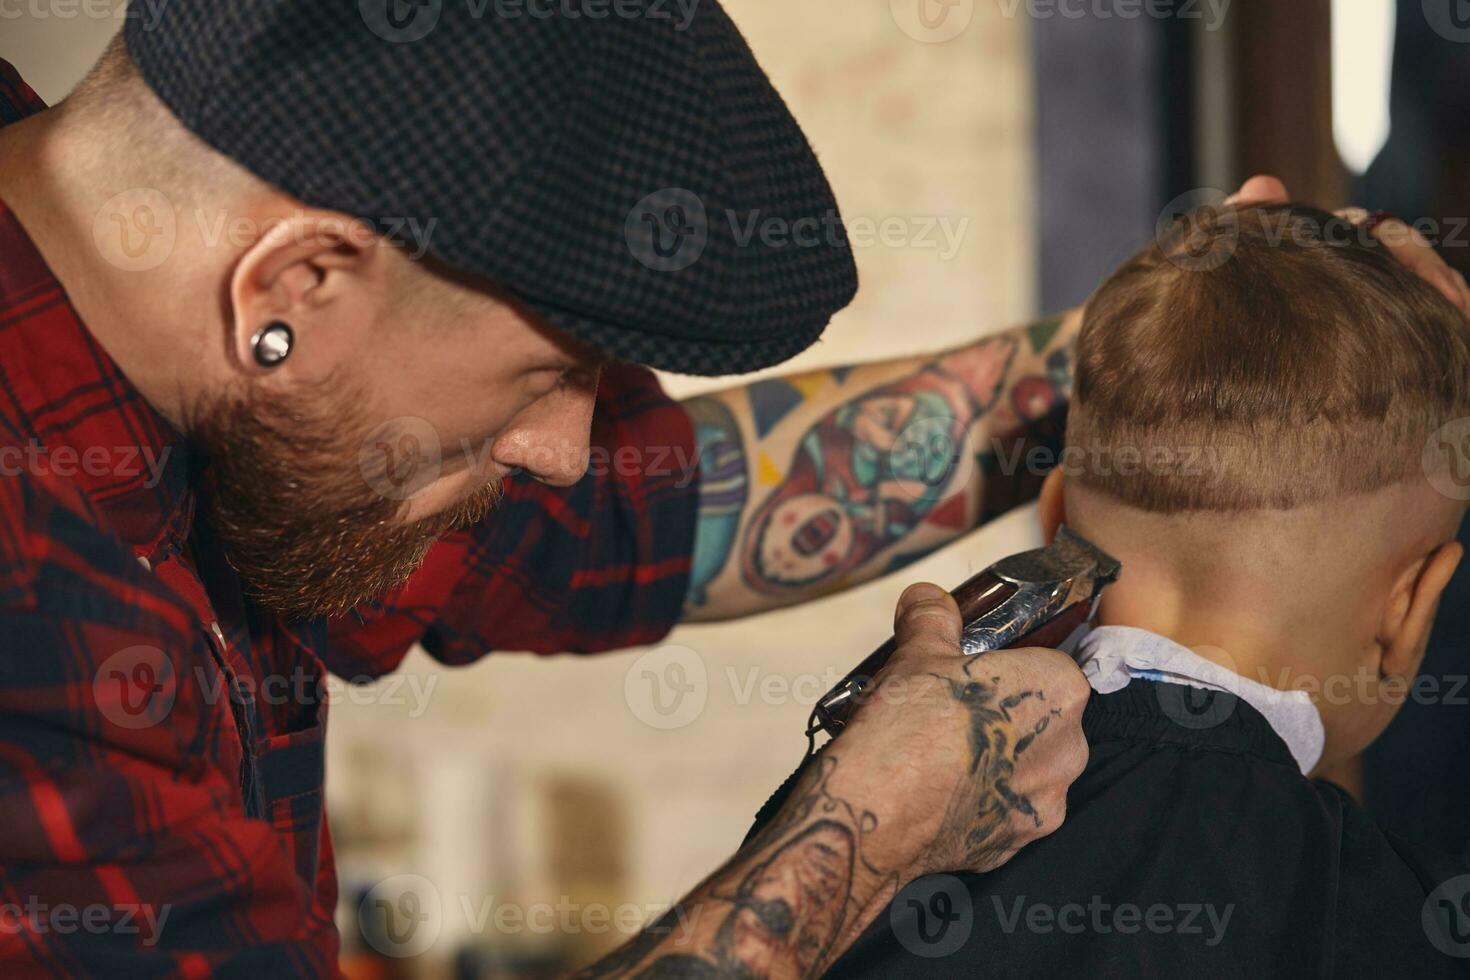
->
[577, 583, 1090, 979]
[834, 583, 1092, 880]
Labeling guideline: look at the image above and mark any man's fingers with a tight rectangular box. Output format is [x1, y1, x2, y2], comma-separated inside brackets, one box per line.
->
[1374, 219, 1470, 314]
[1001, 647, 1093, 715]
[1452, 269, 1470, 313]
[1335, 210, 1470, 314]
[1224, 173, 1288, 207]
[1225, 179, 1468, 312]
[892, 582, 962, 657]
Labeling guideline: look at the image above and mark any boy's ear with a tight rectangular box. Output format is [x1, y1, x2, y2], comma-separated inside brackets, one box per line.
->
[1379, 541, 1464, 678]
[1039, 467, 1067, 544]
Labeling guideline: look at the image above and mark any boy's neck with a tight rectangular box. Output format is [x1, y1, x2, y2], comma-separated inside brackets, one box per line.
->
[1089, 562, 1341, 695]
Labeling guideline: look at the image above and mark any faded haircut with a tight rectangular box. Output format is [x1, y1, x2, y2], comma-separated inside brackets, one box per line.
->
[1066, 204, 1470, 512]
[59, 33, 256, 205]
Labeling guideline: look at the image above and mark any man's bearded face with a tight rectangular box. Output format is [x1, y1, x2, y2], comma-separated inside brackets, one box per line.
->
[192, 382, 500, 621]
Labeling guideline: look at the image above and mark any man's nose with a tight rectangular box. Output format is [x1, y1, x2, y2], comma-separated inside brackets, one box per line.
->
[492, 373, 599, 487]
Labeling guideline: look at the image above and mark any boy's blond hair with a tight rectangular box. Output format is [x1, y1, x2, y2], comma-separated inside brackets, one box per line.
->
[1067, 204, 1470, 512]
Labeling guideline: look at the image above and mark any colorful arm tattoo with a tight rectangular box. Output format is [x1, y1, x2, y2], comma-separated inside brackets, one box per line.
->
[684, 397, 749, 609]
[682, 313, 1078, 618]
[741, 337, 1015, 595]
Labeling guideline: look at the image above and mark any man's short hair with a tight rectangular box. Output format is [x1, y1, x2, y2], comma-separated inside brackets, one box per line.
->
[62, 34, 254, 206]
[1066, 204, 1470, 512]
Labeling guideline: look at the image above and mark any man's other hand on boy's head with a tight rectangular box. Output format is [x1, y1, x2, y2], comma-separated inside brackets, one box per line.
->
[1226, 173, 1468, 314]
[1340, 207, 1470, 315]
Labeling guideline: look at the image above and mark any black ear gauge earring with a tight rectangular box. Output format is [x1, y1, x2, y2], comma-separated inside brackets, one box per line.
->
[251, 321, 294, 367]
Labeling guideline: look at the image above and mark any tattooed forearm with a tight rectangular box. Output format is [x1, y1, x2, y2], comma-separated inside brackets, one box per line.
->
[580, 594, 1085, 977]
[681, 311, 1081, 620]
[575, 661, 1062, 977]
[573, 755, 896, 980]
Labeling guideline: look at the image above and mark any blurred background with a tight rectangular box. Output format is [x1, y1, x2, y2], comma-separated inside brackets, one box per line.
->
[4, 1, 1469, 976]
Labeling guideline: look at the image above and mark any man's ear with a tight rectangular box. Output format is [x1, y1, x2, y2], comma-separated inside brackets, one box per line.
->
[1038, 466, 1067, 544]
[1378, 540, 1464, 678]
[227, 211, 388, 377]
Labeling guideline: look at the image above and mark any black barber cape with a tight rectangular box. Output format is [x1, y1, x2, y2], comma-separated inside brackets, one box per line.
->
[823, 681, 1470, 979]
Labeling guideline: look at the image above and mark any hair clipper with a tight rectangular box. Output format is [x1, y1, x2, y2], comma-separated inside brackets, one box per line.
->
[745, 526, 1122, 843]
[808, 525, 1122, 744]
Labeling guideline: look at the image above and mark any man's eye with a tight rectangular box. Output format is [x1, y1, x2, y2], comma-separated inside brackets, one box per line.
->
[563, 364, 603, 390]
[527, 370, 566, 397]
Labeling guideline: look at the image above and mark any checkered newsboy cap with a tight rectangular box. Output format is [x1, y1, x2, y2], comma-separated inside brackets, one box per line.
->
[124, 0, 858, 376]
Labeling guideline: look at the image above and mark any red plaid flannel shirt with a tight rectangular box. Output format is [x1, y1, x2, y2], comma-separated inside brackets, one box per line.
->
[0, 61, 697, 977]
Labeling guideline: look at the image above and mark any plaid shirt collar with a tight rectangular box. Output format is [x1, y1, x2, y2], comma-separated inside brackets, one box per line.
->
[0, 198, 196, 564]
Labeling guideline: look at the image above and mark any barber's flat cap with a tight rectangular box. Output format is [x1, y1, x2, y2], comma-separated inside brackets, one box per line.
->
[125, 1, 857, 376]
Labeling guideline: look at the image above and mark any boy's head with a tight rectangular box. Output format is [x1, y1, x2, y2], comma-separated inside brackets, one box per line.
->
[1039, 204, 1470, 770]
